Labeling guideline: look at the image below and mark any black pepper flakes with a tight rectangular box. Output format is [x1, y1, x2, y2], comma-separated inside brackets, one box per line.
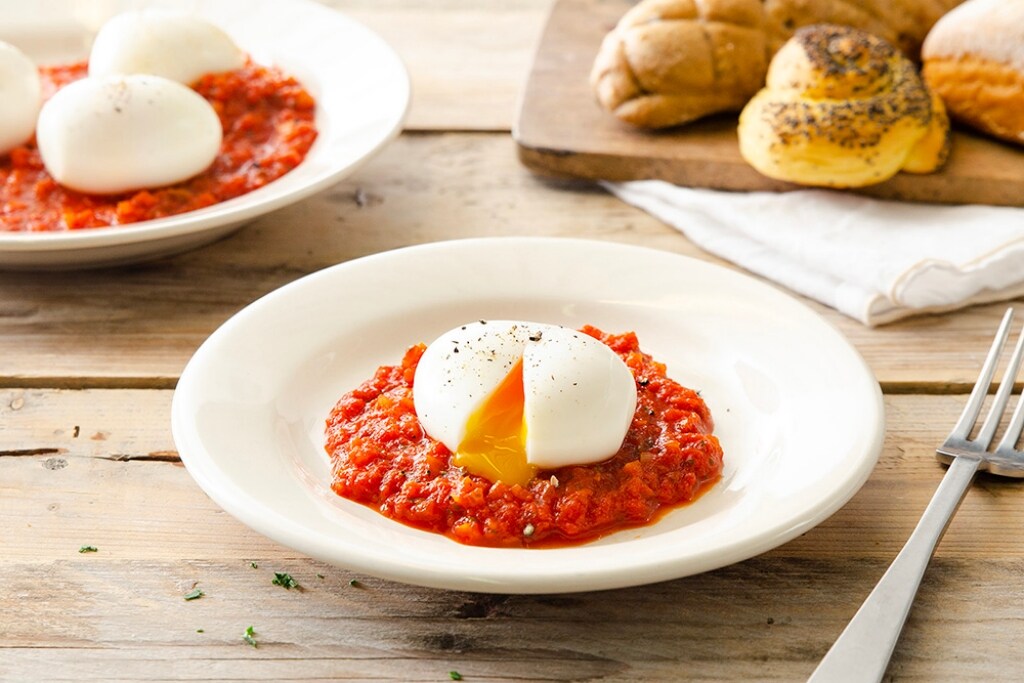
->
[759, 25, 933, 153]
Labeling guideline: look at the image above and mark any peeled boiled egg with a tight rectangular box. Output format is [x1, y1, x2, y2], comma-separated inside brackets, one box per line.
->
[36, 74, 222, 195]
[413, 321, 638, 486]
[89, 10, 245, 85]
[0, 40, 41, 155]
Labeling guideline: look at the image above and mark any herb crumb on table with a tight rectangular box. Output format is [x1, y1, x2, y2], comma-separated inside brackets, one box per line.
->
[272, 572, 300, 589]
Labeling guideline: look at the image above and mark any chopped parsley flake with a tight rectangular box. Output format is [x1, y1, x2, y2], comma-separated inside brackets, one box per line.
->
[250, 561, 258, 569]
[243, 625, 257, 648]
[183, 588, 204, 601]
[349, 579, 360, 587]
[78, 545, 98, 553]
[317, 573, 325, 579]
[196, 629, 204, 633]
[449, 672, 463, 681]
[272, 572, 299, 590]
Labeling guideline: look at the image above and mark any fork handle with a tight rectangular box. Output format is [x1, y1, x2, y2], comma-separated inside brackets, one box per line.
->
[807, 455, 980, 683]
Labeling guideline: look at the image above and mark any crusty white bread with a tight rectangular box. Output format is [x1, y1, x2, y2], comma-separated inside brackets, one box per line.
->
[591, 0, 964, 129]
[922, 0, 1024, 146]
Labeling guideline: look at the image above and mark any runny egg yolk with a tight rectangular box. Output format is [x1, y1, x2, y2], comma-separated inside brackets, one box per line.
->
[454, 359, 538, 487]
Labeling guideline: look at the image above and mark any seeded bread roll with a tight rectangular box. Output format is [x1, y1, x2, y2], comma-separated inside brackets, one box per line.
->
[738, 25, 950, 188]
[922, 0, 1024, 146]
[591, 0, 964, 129]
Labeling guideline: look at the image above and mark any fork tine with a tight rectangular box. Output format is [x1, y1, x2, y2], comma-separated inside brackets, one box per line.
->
[996, 326, 1024, 452]
[948, 308, 1014, 441]
[996, 385, 1024, 453]
[975, 316, 1024, 449]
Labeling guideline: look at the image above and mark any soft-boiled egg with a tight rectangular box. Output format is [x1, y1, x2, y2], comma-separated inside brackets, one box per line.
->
[89, 10, 245, 85]
[413, 321, 638, 486]
[0, 40, 41, 155]
[36, 74, 222, 195]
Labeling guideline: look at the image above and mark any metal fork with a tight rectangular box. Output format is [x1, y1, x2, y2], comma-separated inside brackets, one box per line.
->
[809, 307, 1024, 683]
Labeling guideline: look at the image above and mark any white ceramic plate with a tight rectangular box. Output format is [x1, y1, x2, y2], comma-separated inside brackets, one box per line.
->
[0, 0, 409, 269]
[172, 238, 885, 594]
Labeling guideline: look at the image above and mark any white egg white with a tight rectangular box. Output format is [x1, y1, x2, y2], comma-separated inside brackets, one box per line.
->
[522, 326, 638, 468]
[0, 40, 41, 155]
[413, 320, 536, 454]
[413, 320, 638, 471]
[36, 74, 222, 195]
[89, 10, 245, 85]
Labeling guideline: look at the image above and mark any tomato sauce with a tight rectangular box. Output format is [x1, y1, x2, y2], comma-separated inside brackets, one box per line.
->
[325, 327, 724, 548]
[0, 60, 317, 232]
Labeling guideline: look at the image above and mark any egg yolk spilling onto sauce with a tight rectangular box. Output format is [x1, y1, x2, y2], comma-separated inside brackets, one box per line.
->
[412, 320, 640, 487]
[454, 359, 538, 487]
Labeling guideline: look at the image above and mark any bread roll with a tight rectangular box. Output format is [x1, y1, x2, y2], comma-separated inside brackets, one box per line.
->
[591, 0, 964, 129]
[922, 0, 1024, 146]
[738, 25, 950, 188]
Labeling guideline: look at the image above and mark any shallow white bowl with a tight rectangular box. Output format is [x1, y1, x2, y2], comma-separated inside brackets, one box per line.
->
[0, 0, 410, 269]
[172, 238, 885, 594]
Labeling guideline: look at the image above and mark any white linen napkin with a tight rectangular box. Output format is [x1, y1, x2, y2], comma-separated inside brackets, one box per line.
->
[605, 181, 1024, 326]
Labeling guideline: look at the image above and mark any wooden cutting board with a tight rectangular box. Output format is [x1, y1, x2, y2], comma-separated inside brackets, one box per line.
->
[513, 0, 1024, 206]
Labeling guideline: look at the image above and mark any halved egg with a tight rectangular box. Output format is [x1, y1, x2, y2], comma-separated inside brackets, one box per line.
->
[413, 321, 638, 486]
[36, 74, 222, 195]
[0, 40, 41, 155]
[89, 10, 245, 86]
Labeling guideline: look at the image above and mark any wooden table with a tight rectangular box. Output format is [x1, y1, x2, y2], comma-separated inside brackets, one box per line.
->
[3, 2, 1023, 681]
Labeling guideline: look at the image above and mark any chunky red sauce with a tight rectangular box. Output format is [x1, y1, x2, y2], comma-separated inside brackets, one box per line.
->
[325, 327, 724, 548]
[0, 60, 317, 232]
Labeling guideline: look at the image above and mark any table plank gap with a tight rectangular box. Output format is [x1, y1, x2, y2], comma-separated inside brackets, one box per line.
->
[0, 376, 177, 390]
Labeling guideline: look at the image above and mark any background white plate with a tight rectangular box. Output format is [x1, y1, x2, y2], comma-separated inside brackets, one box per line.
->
[0, 0, 409, 269]
[172, 238, 885, 594]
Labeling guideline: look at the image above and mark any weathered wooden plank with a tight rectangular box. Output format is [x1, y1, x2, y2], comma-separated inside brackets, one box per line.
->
[0, 556, 1021, 681]
[3, 390, 1024, 563]
[4, 389, 1024, 680]
[0, 388, 172, 459]
[328, 0, 549, 131]
[0, 134, 1019, 388]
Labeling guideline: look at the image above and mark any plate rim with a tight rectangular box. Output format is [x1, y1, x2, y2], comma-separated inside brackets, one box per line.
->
[171, 236, 885, 593]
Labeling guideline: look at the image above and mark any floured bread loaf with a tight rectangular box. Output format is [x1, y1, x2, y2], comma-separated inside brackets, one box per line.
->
[922, 0, 1024, 146]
